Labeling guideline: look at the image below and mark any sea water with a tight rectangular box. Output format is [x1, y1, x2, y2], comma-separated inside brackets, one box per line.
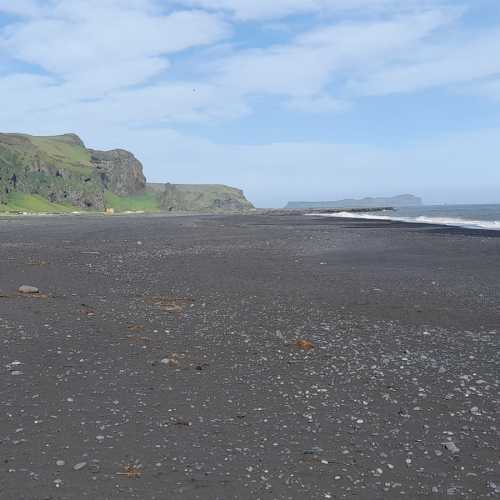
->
[313, 204, 500, 231]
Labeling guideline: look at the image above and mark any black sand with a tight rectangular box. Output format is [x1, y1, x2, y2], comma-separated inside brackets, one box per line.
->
[1, 213, 499, 499]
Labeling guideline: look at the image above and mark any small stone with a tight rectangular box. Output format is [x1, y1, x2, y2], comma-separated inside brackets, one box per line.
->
[160, 358, 180, 367]
[295, 339, 314, 350]
[488, 482, 500, 493]
[73, 462, 87, 471]
[443, 442, 460, 454]
[56, 460, 65, 467]
[470, 406, 481, 415]
[303, 446, 323, 455]
[96, 435, 105, 441]
[18, 285, 39, 294]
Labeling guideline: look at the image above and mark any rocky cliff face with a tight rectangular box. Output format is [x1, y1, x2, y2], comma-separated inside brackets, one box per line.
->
[0, 133, 146, 210]
[152, 183, 254, 212]
[89, 149, 146, 196]
[1, 132, 253, 213]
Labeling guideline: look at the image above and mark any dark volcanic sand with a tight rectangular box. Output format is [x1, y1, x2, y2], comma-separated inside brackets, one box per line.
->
[0, 213, 499, 499]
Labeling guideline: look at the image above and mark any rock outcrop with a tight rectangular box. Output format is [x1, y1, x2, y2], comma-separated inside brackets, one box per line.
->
[151, 183, 254, 212]
[89, 149, 146, 196]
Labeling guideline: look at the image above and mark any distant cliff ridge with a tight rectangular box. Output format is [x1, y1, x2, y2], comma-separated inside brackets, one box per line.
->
[0, 132, 253, 213]
[147, 183, 254, 212]
[285, 194, 422, 210]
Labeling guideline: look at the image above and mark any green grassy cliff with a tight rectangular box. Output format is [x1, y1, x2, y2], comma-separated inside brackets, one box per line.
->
[147, 183, 254, 212]
[0, 132, 253, 214]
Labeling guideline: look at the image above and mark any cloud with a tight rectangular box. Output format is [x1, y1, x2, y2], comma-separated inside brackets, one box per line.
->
[2, 7, 229, 72]
[210, 9, 458, 99]
[0, 0, 495, 126]
[178, 0, 446, 21]
[347, 30, 500, 96]
[0, 2, 230, 99]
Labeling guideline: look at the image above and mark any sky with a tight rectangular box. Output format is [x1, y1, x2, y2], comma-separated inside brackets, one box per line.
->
[0, 0, 499, 207]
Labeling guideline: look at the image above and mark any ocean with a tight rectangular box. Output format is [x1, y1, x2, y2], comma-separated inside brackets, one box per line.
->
[314, 204, 500, 231]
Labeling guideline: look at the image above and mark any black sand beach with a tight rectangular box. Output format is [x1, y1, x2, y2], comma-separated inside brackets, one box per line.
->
[1, 213, 499, 499]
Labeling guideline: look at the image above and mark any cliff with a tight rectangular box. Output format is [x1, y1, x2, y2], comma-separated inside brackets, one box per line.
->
[0, 132, 253, 213]
[285, 194, 422, 209]
[147, 183, 254, 212]
[0, 133, 145, 211]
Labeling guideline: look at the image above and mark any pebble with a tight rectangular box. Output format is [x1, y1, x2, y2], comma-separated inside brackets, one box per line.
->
[470, 406, 481, 415]
[160, 358, 180, 367]
[443, 442, 460, 454]
[56, 460, 65, 467]
[73, 462, 87, 471]
[18, 285, 39, 294]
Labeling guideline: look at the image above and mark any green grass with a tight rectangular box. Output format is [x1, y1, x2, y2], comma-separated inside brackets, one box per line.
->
[104, 191, 160, 212]
[0, 192, 75, 213]
[28, 136, 93, 176]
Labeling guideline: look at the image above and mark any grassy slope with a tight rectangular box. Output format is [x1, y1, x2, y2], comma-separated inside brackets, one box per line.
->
[27, 135, 94, 175]
[0, 192, 160, 214]
[0, 192, 75, 213]
[103, 191, 160, 212]
[172, 184, 254, 210]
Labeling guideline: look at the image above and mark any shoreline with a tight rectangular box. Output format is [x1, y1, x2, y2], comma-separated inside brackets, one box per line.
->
[3, 204, 500, 233]
[310, 210, 500, 232]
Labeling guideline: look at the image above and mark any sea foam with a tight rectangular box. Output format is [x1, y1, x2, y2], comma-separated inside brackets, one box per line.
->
[311, 212, 500, 231]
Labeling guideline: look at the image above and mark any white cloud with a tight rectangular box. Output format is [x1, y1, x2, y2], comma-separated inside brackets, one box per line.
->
[179, 0, 445, 21]
[0, 2, 230, 103]
[0, 0, 496, 125]
[2, 7, 229, 75]
[347, 30, 500, 96]
[210, 9, 458, 99]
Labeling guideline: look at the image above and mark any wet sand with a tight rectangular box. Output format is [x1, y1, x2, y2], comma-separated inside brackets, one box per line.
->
[1, 213, 499, 499]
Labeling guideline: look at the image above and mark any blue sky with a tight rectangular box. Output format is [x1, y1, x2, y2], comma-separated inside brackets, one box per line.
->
[1, 0, 499, 207]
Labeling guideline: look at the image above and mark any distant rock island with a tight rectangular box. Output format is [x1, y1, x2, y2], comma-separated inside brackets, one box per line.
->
[0, 133, 253, 213]
[285, 194, 422, 210]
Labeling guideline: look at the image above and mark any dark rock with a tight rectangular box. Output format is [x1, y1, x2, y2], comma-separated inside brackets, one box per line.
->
[89, 149, 146, 196]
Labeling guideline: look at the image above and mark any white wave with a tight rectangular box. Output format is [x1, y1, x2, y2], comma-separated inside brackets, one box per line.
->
[309, 211, 500, 231]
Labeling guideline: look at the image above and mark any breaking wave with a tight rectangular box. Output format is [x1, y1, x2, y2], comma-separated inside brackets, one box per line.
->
[311, 212, 500, 231]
